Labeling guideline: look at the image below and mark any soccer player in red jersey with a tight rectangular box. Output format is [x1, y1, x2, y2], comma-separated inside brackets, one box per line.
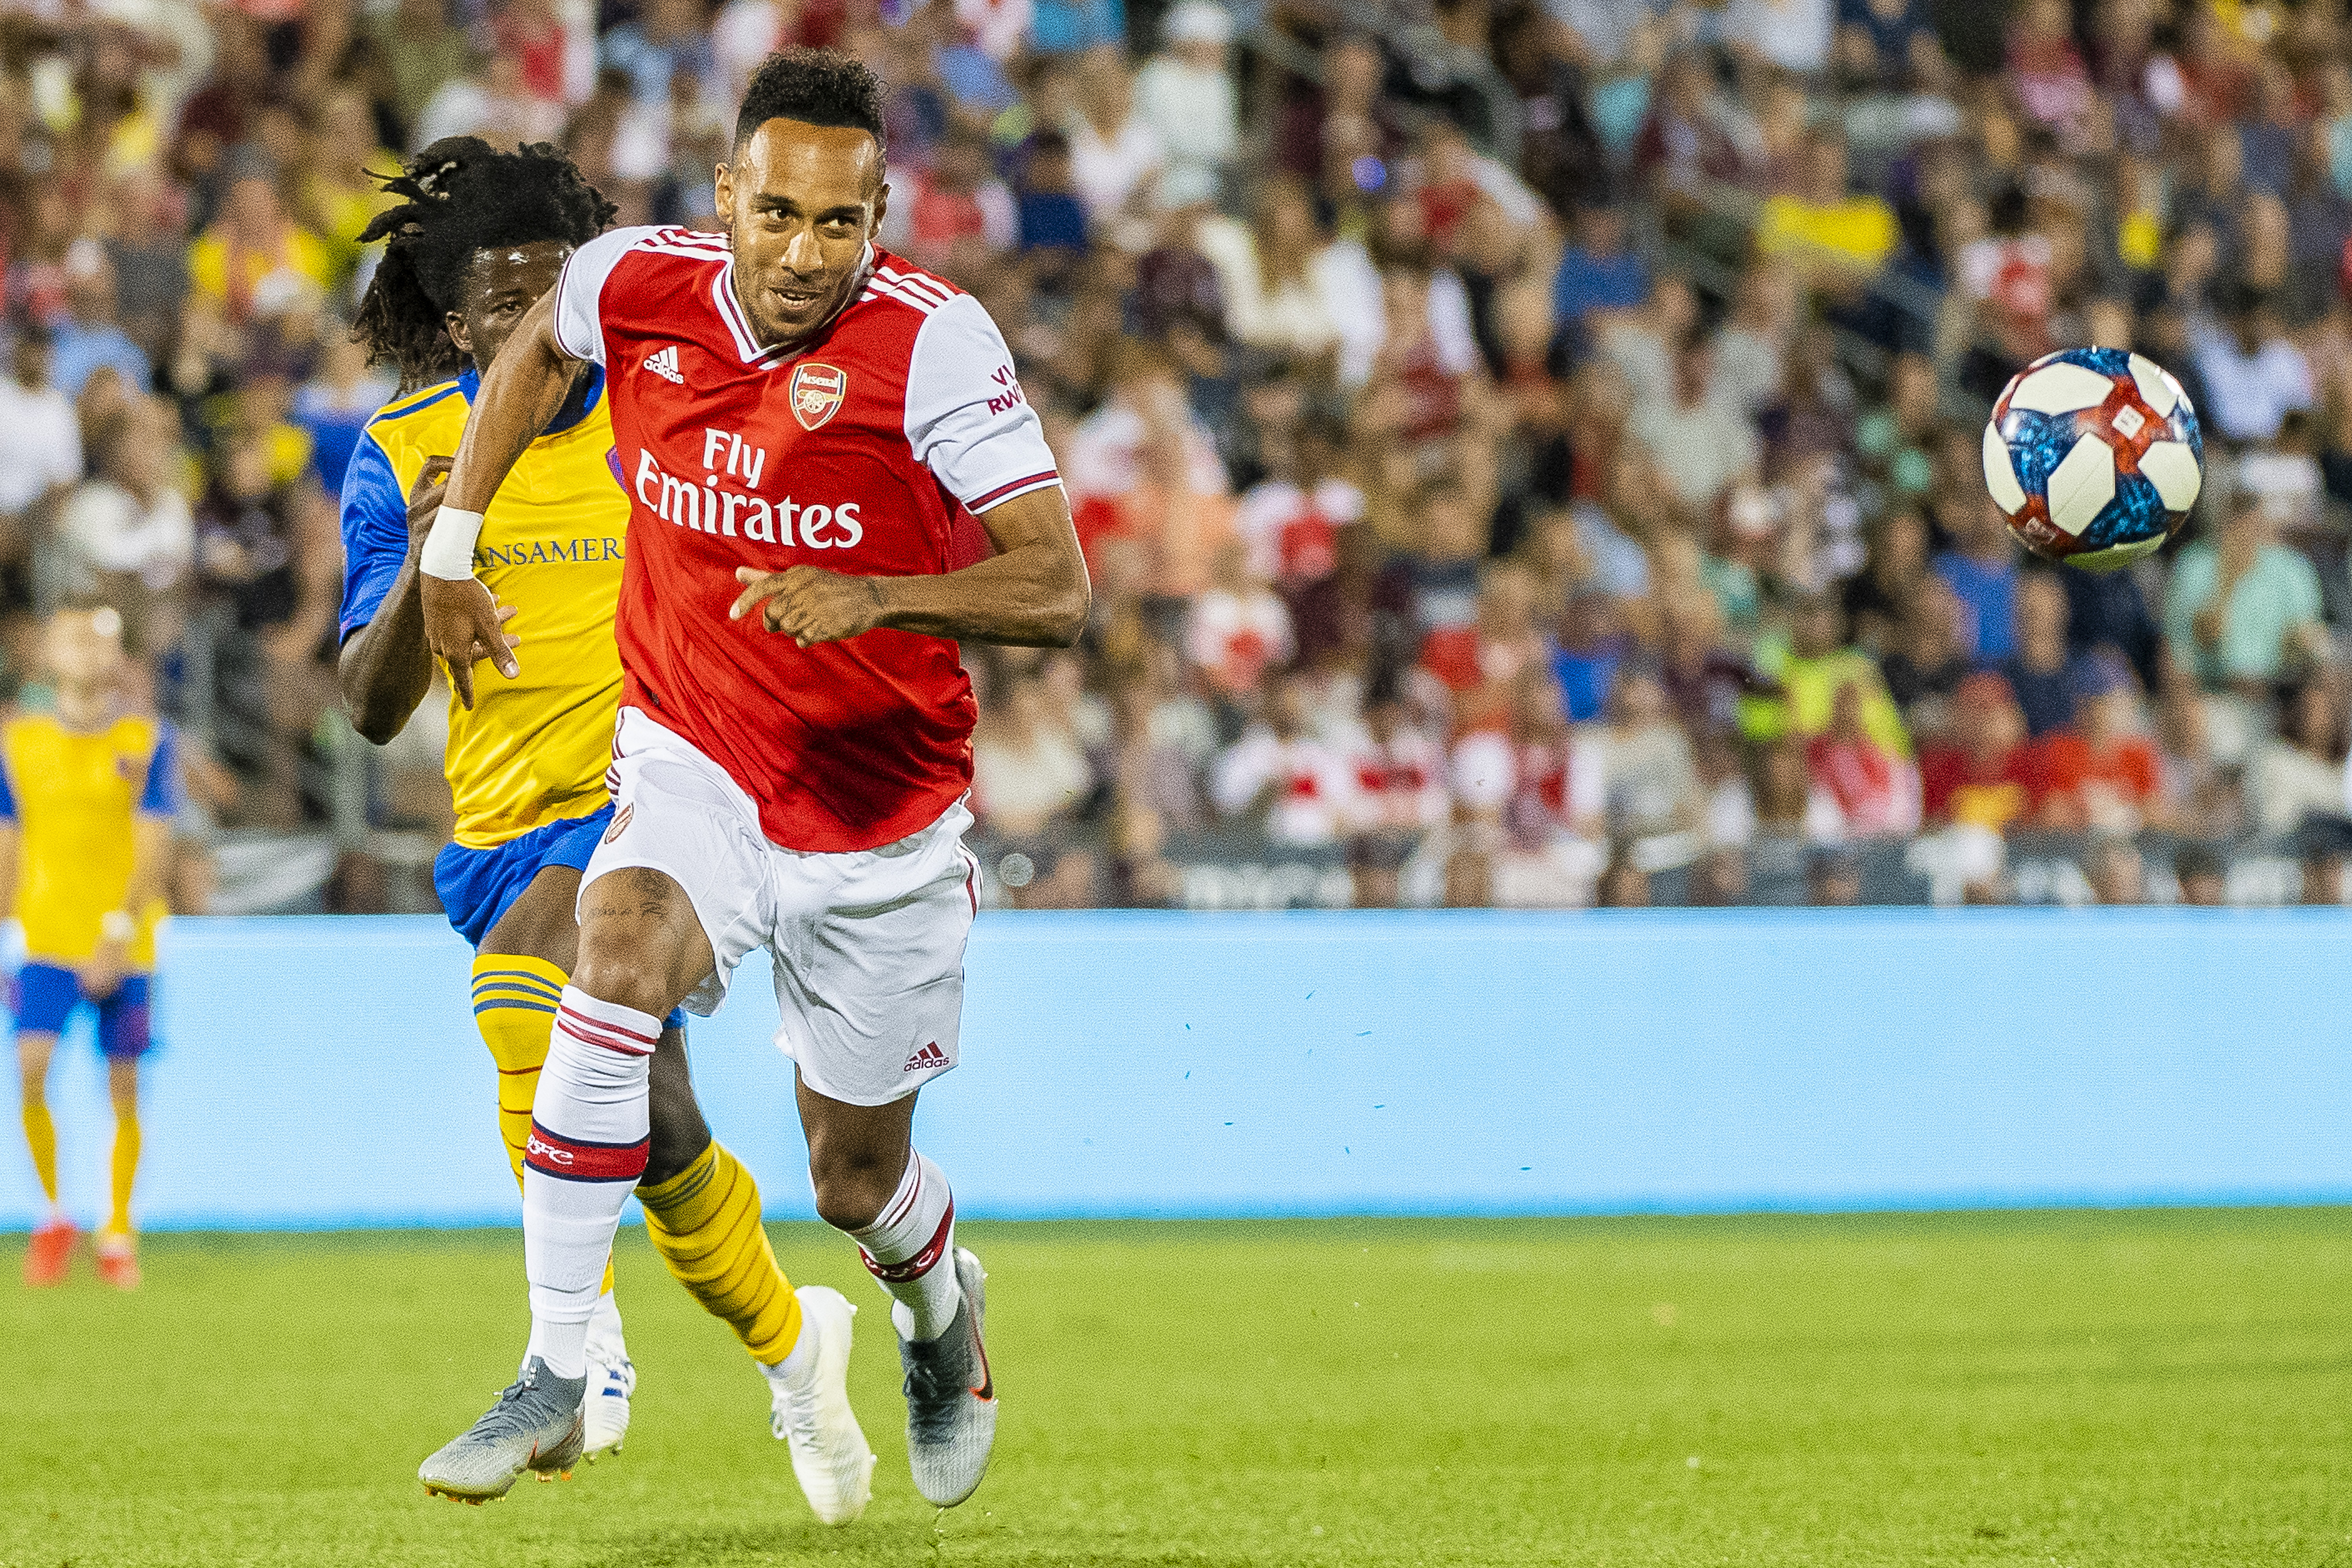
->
[413, 51, 1088, 1514]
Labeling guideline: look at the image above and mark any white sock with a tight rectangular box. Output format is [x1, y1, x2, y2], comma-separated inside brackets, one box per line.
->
[520, 987, 657, 1380]
[586, 1285, 626, 1359]
[761, 1315, 822, 1397]
[846, 1151, 961, 1341]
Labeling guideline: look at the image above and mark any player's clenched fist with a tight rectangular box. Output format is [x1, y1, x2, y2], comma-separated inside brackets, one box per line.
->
[420, 574, 520, 710]
[730, 565, 886, 647]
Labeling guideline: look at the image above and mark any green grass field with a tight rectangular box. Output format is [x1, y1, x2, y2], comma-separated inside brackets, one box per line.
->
[5, 1211, 2351, 1567]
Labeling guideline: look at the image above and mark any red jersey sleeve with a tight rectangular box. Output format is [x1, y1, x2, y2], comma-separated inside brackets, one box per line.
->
[901, 293, 1061, 513]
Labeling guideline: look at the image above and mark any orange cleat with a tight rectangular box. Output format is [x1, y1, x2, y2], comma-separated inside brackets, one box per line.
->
[93, 1231, 139, 1290]
[23, 1215, 75, 1287]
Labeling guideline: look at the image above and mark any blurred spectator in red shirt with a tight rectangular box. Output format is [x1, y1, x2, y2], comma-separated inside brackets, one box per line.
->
[1419, 560, 1555, 735]
[886, 125, 1017, 272]
[1210, 674, 1356, 845]
[1347, 683, 1449, 837]
[1234, 409, 1359, 594]
[2006, 0, 2096, 142]
[1919, 671, 2043, 831]
[1807, 679, 1922, 837]
[1184, 537, 1292, 700]
[2033, 653, 2161, 834]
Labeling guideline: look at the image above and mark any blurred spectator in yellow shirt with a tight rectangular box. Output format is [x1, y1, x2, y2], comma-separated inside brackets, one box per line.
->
[1747, 594, 1912, 757]
[300, 88, 400, 288]
[1756, 128, 1897, 287]
[186, 163, 335, 329]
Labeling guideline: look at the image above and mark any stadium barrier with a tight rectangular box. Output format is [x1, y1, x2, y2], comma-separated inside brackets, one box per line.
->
[5, 910, 2350, 1230]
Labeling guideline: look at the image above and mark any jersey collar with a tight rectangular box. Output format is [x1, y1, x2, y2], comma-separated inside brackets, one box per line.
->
[459, 362, 605, 436]
[712, 243, 877, 369]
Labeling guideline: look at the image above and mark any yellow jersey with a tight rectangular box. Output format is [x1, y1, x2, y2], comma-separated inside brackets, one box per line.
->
[0, 710, 175, 969]
[336, 367, 627, 851]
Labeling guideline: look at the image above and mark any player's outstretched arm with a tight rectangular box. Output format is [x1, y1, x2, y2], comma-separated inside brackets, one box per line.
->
[419, 290, 580, 708]
[338, 457, 521, 743]
[730, 485, 1091, 650]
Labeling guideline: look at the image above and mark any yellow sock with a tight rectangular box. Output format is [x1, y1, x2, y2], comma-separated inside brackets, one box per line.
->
[107, 1102, 139, 1235]
[472, 954, 566, 1188]
[639, 1142, 802, 1364]
[473, 954, 614, 1297]
[22, 1098, 58, 1204]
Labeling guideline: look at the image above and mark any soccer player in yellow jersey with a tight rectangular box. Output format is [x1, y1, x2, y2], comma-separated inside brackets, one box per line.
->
[4, 607, 175, 1291]
[336, 140, 861, 1507]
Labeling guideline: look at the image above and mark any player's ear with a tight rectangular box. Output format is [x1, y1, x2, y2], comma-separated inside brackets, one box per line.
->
[870, 178, 890, 235]
[445, 311, 473, 356]
[714, 161, 735, 228]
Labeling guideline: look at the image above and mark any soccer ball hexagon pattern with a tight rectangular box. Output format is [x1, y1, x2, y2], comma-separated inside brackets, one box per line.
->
[1982, 347, 2204, 571]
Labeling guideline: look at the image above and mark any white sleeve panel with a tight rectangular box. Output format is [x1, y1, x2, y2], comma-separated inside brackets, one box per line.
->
[552, 225, 663, 366]
[904, 292, 1062, 513]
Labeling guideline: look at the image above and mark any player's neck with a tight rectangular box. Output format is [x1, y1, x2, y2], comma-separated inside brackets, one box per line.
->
[727, 249, 869, 355]
[54, 684, 120, 732]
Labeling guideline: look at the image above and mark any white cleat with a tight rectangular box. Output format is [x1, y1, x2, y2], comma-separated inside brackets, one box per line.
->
[582, 1338, 636, 1462]
[771, 1286, 876, 1526]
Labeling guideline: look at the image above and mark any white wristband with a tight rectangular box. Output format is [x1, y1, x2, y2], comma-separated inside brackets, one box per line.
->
[101, 910, 135, 943]
[419, 506, 486, 581]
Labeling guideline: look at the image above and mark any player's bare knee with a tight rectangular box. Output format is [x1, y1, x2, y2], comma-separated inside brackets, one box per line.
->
[807, 1145, 903, 1232]
[574, 867, 707, 1014]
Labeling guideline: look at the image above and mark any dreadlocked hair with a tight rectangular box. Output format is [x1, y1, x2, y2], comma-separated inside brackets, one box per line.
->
[351, 138, 618, 393]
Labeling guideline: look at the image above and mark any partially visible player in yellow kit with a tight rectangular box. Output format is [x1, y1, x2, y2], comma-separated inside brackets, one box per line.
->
[337, 140, 853, 1503]
[5, 607, 176, 1290]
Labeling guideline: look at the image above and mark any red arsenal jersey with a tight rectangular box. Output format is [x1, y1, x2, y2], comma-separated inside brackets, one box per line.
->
[551, 226, 1061, 852]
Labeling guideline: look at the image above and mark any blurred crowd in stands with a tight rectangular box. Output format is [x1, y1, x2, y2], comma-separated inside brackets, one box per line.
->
[7, 0, 2352, 911]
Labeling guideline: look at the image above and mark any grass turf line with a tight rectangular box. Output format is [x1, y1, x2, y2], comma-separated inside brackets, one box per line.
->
[4, 1211, 2351, 1567]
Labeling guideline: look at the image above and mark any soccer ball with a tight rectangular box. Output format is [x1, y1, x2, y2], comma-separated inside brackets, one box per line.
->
[1981, 347, 2204, 571]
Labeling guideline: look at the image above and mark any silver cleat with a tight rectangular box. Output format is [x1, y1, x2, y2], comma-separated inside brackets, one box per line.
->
[419, 1356, 586, 1504]
[899, 1247, 997, 1507]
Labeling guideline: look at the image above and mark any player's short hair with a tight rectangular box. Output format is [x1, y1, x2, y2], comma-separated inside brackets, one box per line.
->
[352, 138, 616, 392]
[734, 48, 887, 155]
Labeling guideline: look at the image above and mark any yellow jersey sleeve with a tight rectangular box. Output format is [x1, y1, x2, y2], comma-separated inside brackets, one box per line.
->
[336, 371, 628, 849]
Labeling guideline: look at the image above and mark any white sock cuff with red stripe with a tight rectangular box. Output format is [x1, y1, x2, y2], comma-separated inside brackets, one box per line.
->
[849, 1152, 953, 1276]
[553, 987, 663, 1058]
[522, 990, 656, 1379]
[847, 1151, 963, 1340]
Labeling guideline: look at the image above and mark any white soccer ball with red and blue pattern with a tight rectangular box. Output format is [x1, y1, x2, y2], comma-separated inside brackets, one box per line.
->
[1982, 347, 2204, 571]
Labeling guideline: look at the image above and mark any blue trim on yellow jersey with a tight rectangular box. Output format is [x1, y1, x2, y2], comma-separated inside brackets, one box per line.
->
[338, 423, 411, 640]
[336, 366, 608, 640]
[0, 717, 178, 821]
[139, 724, 180, 815]
[455, 365, 604, 434]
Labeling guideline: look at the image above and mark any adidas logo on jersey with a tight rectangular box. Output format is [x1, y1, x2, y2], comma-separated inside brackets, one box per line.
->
[903, 1041, 948, 1074]
[643, 345, 684, 385]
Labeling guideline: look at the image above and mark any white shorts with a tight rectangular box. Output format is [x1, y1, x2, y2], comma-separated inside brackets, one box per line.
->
[582, 706, 979, 1105]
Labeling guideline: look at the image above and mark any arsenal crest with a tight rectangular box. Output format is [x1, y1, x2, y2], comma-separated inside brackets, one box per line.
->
[789, 363, 847, 432]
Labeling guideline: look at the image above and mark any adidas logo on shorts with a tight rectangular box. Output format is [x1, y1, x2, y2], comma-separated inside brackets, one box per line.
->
[643, 345, 684, 385]
[903, 1041, 948, 1074]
